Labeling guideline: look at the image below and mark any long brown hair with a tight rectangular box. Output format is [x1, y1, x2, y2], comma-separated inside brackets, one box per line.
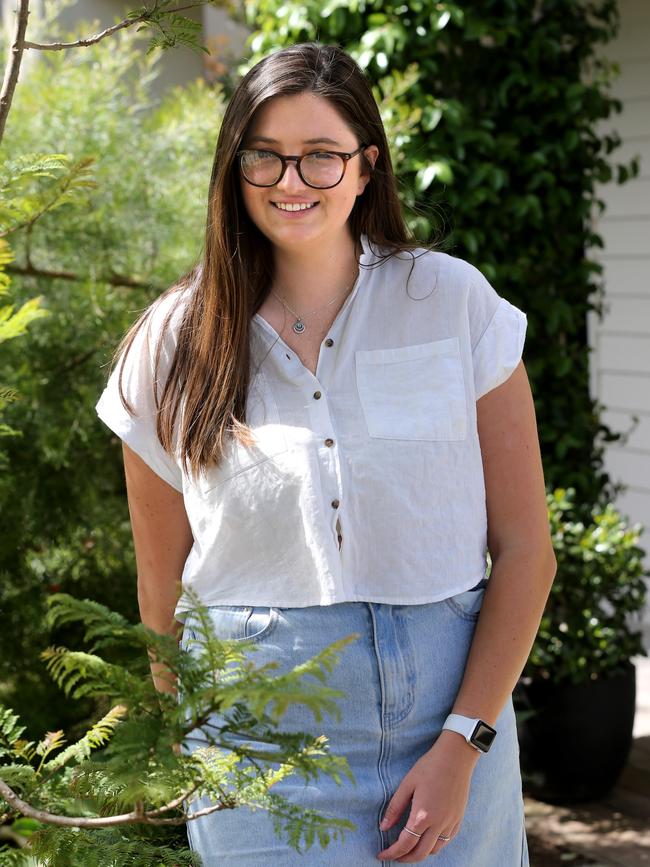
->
[113, 42, 434, 483]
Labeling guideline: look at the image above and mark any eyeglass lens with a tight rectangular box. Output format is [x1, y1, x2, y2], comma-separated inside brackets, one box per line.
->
[241, 151, 345, 188]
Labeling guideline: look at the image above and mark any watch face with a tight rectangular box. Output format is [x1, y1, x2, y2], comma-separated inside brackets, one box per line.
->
[471, 721, 497, 752]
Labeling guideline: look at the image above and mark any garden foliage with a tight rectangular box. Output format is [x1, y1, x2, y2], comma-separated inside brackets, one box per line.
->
[0, 21, 224, 736]
[0, 594, 357, 865]
[525, 488, 648, 685]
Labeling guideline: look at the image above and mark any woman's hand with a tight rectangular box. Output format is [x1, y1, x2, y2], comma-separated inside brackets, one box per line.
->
[376, 730, 480, 862]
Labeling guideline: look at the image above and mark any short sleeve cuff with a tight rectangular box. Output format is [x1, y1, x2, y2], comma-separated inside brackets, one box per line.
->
[95, 388, 184, 492]
[472, 297, 527, 401]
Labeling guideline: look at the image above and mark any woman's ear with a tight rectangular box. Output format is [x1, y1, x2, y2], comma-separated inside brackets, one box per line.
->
[365, 145, 379, 172]
[358, 145, 379, 193]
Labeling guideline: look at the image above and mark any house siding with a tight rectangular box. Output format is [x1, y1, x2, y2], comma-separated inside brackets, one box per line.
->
[589, 0, 650, 643]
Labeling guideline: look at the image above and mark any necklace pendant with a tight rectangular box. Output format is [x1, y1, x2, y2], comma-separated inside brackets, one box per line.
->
[293, 319, 306, 334]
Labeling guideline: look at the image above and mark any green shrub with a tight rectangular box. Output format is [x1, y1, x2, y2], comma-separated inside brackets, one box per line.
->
[0, 23, 224, 737]
[525, 488, 648, 685]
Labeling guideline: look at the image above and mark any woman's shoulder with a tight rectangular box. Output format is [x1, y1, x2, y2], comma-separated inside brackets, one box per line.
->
[379, 242, 493, 305]
[143, 271, 198, 344]
[382, 242, 487, 285]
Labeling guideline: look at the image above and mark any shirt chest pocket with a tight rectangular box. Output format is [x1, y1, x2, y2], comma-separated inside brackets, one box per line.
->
[355, 338, 467, 441]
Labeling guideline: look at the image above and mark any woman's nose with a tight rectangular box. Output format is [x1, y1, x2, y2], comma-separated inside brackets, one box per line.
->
[276, 161, 306, 189]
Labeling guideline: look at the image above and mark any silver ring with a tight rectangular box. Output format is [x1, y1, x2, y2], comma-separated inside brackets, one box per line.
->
[404, 827, 422, 838]
[438, 833, 452, 841]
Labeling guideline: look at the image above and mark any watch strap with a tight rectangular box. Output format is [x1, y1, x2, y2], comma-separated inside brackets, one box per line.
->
[442, 713, 496, 753]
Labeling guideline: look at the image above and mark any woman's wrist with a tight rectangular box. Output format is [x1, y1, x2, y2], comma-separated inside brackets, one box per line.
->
[434, 729, 482, 767]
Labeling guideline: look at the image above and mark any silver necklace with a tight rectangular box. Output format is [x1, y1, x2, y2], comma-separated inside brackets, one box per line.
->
[271, 276, 357, 334]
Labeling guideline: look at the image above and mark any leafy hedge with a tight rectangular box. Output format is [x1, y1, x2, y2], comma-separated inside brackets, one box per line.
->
[526, 488, 648, 684]
[0, 26, 224, 737]
[240, 0, 639, 512]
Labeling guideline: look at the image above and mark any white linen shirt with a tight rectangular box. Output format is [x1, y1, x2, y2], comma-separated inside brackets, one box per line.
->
[95, 234, 527, 619]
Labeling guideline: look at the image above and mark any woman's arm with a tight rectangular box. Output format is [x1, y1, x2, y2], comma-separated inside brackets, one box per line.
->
[448, 358, 557, 730]
[122, 443, 194, 695]
[377, 359, 557, 862]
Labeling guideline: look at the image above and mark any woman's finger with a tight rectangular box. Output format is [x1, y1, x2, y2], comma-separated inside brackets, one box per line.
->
[426, 822, 459, 858]
[377, 823, 425, 862]
[379, 780, 414, 831]
[396, 824, 446, 862]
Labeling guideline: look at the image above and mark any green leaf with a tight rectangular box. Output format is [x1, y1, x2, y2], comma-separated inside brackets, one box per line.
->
[414, 161, 452, 191]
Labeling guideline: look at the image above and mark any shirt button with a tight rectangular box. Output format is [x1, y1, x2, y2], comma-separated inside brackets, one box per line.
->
[331, 499, 340, 509]
[313, 391, 322, 399]
[324, 338, 334, 347]
[324, 437, 334, 447]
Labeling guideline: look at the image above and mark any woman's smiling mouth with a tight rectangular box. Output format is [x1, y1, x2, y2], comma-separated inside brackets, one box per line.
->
[272, 201, 319, 209]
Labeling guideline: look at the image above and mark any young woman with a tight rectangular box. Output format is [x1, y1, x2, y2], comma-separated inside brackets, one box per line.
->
[96, 42, 556, 866]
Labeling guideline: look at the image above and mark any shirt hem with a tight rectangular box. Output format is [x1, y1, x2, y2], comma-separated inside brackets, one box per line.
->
[174, 574, 489, 616]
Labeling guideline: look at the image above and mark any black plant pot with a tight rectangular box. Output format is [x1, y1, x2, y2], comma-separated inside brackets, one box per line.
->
[515, 660, 636, 804]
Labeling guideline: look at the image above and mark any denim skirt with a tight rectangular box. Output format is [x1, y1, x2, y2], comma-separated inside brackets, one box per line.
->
[181, 578, 530, 866]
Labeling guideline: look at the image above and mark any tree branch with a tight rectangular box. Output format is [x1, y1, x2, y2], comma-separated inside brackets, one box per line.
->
[147, 800, 232, 825]
[0, 1, 215, 143]
[0, 0, 30, 144]
[0, 776, 229, 828]
[21, 3, 210, 51]
[5, 262, 155, 290]
[145, 781, 201, 815]
[0, 823, 29, 847]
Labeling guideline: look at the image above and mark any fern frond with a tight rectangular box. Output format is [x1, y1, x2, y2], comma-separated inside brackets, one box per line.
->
[9, 740, 36, 762]
[0, 763, 38, 794]
[0, 153, 70, 189]
[40, 648, 142, 701]
[0, 238, 13, 262]
[44, 706, 127, 773]
[46, 593, 173, 680]
[45, 593, 139, 652]
[0, 422, 22, 440]
[0, 706, 26, 759]
[0, 846, 39, 866]
[202, 632, 358, 725]
[0, 297, 49, 344]
[0, 385, 19, 406]
[0, 153, 97, 235]
[265, 789, 357, 855]
[40, 156, 99, 214]
[29, 826, 200, 866]
[35, 730, 66, 759]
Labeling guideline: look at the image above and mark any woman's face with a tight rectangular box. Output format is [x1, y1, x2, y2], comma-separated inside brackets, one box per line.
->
[239, 92, 378, 252]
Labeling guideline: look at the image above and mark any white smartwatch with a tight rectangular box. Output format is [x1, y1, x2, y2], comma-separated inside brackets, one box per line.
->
[442, 713, 497, 754]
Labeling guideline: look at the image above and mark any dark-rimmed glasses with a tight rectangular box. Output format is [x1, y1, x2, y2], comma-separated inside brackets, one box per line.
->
[236, 144, 369, 190]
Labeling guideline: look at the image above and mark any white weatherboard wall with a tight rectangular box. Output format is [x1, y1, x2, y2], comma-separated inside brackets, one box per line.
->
[589, 0, 650, 646]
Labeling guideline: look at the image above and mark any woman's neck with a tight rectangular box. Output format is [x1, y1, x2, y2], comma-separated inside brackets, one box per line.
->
[270, 232, 362, 313]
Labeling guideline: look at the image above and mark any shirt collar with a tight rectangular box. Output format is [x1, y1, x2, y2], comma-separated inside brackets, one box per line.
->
[359, 232, 372, 264]
[250, 232, 375, 369]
